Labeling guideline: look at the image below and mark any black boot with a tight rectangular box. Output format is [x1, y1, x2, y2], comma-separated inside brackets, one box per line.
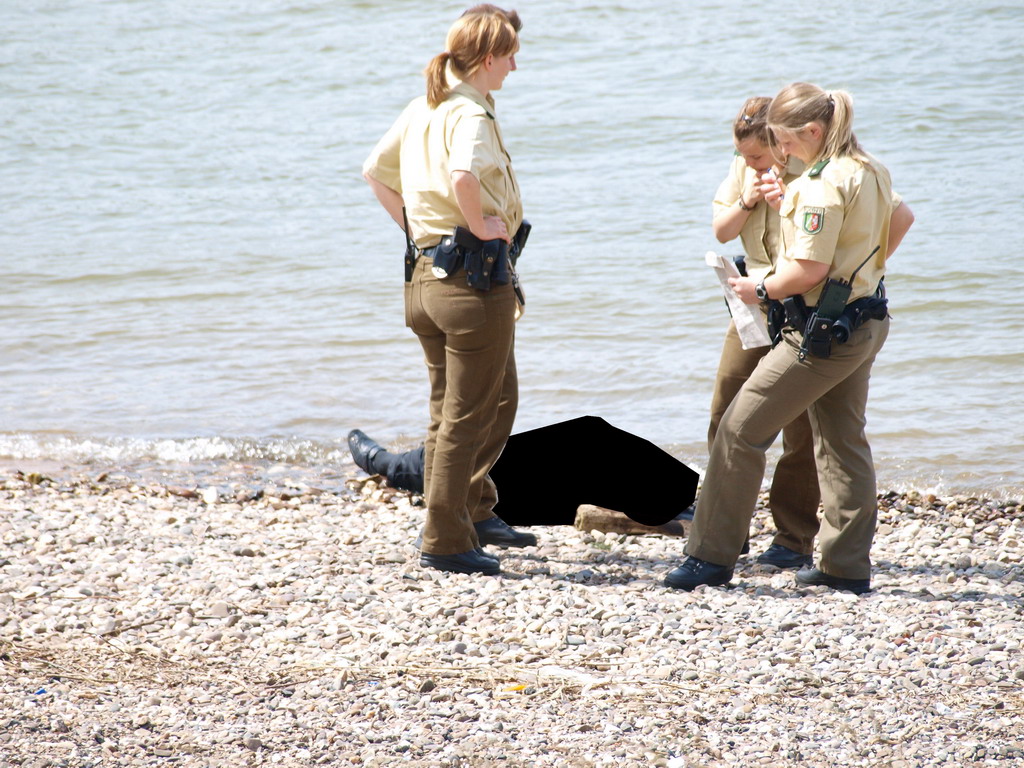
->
[413, 531, 500, 567]
[664, 556, 733, 590]
[420, 549, 501, 575]
[474, 517, 538, 548]
[795, 567, 870, 594]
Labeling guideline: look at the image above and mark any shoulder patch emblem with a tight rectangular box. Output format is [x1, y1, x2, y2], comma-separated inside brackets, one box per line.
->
[808, 159, 830, 177]
[801, 207, 825, 235]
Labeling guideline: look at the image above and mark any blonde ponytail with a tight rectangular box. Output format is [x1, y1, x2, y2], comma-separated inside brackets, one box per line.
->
[819, 90, 867, 163]
[767, 83, 868, 164]
[424, 52, 452, 109]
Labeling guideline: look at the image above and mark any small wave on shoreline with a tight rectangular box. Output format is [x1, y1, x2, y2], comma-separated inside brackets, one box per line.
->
[1, 432, 1021, 503]
[0, 433, 357, 492]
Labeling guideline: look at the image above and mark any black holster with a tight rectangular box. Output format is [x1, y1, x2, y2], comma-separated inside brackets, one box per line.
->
[765, 300, 786, 346]
[509, 220, 531, 267]
[765, 296, 810, 348]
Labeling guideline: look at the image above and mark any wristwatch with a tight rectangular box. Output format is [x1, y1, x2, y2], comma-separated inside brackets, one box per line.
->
[755, 279, 770, 301]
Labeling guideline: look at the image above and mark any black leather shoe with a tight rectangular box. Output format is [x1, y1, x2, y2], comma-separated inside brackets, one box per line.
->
[420, 548, 501, 575]
[413, 532, 499, 566]
[740, 538, 750, 555]
[347, 429, 385, 475]
[664, 556, 733, 590]
[474, 517, 537, 548]
[756, 543, 813, 570]
[795, 567, 870, 595]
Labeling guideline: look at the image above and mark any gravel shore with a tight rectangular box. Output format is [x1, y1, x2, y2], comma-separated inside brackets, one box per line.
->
[1, 465, 1022, 767]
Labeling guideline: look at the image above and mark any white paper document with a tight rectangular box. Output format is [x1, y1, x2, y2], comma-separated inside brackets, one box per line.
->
[705, 251, 772, 350]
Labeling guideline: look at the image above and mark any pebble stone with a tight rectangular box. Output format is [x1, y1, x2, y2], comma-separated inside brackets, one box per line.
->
[0, 468, 1022, 767]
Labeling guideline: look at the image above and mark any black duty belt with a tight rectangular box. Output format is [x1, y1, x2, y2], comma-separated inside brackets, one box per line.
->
[419, 220, 530, 265]
[409, 221, 531, 302]
[766, 281, 888, 359]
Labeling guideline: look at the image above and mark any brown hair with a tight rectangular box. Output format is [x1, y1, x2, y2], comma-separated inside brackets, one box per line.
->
[424, 5, 522, 108]
[766, 82, 867, 164]
[732, 96, 772, 145]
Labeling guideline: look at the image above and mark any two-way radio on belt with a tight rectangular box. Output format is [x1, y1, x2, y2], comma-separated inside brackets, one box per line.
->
[799, 245, 881, 360]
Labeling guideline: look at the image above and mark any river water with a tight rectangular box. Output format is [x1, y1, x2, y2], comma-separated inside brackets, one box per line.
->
[2, 1, 1022, 497]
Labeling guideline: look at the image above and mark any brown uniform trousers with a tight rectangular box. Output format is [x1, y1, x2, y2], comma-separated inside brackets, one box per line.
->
[709, 320, 821, 554]
[688, 317, 889, 580]
[406, 256, 518, 555]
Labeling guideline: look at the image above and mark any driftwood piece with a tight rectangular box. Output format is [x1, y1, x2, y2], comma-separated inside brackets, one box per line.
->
[574, 505, 690, 537]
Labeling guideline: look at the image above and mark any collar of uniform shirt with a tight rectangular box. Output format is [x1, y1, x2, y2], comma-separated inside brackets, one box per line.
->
[446, 72, 497, 119]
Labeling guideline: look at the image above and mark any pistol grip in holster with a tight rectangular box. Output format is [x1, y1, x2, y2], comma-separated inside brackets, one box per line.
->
[510, 220, 531, 267]
[781, 296, 809, 332]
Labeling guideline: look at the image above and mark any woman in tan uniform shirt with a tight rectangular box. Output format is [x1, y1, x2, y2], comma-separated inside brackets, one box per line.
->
[363, 5, 525, 576]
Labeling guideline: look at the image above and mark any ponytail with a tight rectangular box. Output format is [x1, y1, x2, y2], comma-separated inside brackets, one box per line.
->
[425, 52, 452, 109]
[819, 90, 866, 163]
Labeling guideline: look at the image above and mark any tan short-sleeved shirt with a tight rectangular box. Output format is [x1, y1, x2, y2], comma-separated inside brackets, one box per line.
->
[712, 155, 805, 280]
[363, 81, 523, 250]
[778, 152, 900, 304]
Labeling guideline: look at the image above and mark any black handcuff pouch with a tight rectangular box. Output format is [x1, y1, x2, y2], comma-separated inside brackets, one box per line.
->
[430, 234, 462, 279]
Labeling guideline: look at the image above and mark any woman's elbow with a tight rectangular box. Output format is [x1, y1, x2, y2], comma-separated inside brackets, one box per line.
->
[895, 203, 915, 231]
